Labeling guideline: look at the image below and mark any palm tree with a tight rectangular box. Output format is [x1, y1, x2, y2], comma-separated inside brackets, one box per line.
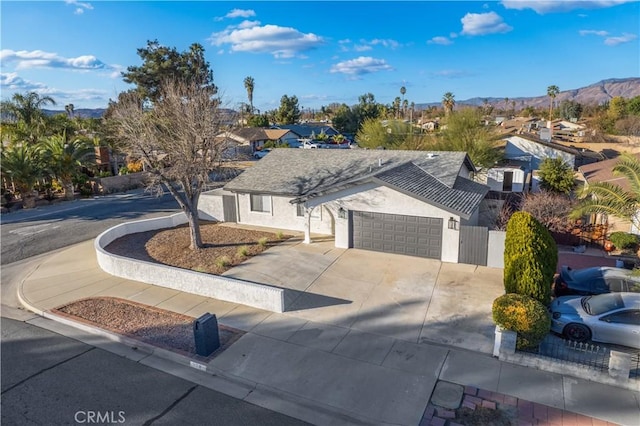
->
[1, 92, 56, 127]
[442, 92, 455, 117]
[1, 92, 56, 144]
[1, 143, 42, 207]
[39, 135, 95, 200]
[244, 76, 255, 114]
[547, 85, 559, 120]
[400, 86, 406, 119]
[65, 103, 75, 118]
[571, 153, 640, 231]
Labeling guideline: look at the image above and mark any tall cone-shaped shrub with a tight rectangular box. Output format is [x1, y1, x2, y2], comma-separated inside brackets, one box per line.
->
[504, 211, 557, 305]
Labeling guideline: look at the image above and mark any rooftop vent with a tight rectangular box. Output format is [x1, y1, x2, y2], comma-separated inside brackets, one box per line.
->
[426, 153, 437, 159]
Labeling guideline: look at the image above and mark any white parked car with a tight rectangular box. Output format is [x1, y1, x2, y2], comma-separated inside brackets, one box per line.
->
[253, 148, 271, 159]
[549, 292, 640, 349]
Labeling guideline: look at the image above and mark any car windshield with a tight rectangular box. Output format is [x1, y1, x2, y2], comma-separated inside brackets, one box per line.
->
[581, 293, 624, 315]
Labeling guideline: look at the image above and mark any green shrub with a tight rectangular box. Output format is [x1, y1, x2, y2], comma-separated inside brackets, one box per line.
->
[504, 212, 557, 305]
[609, 232, 639, 250]
[214, 256, 231, 268]
[492, 293, 551, 350]
[236, 245, 249, 258]
[258, 237, 268, 247]
[276, 231, 285, 240]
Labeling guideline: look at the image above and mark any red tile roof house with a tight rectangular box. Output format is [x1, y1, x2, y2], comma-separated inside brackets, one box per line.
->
[199, 149, 490, 264]
[577, 153, 640, 236]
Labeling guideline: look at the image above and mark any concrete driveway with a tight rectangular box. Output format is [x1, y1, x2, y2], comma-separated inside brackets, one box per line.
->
[223, 236, 504, 354]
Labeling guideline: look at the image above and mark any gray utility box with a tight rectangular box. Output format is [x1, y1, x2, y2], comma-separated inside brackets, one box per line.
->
[193, 313, 220, 357]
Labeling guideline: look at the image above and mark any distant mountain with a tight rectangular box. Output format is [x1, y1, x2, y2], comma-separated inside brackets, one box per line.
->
[416, 77, 640, 110]
[42, 108, 106, 119]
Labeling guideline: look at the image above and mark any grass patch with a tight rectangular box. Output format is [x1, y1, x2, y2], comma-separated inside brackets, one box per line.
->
[214, 256, 231, 268]
[258, 237, 269, 247]
[236, 245, 250, 258]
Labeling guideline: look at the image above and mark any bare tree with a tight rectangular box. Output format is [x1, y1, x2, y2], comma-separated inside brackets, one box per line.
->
[108, 78, 228, 250]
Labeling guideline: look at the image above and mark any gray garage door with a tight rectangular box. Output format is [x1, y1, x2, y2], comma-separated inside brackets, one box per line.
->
[350, 211, 442, 259]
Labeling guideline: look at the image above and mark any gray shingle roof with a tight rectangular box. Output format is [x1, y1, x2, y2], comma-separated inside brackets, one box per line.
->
[224, 149, 487, 217]
[372, 162, 489, 219]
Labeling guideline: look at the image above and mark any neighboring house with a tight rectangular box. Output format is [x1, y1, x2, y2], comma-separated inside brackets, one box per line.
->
[486, 166, 528, 193]
[273, 123, 340, 139]
[200, 149, 490, 263]
[503, 134, 603, 172]
[577, 154, 640, 235]
[220, 128, 300, 153]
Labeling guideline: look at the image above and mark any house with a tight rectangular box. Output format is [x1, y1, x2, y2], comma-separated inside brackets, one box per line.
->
[219, 128, 300, 153]
[273, 123, 340, 139]
[577, 154, 640, 235]
[200, 149, 489, 263]
[502, 134, 604, 172]
[486, 166, 528, 193]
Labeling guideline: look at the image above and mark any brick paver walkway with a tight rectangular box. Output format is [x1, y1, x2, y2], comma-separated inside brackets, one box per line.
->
[421, 383, 620, 426]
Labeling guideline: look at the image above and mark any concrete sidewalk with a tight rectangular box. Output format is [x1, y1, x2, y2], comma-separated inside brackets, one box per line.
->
[16, 240, 640, 426]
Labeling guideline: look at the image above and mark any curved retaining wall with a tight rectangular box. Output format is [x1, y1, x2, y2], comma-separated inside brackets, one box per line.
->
[94, 213, 285, 313]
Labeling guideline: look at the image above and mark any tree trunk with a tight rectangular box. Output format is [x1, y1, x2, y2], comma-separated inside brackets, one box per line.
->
[185, 208, 203, 250]
[64, 182, 75, 200]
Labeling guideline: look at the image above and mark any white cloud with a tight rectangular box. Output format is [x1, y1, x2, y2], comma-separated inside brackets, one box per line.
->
[605, 33, 638, 45]
[354, 44, 373, 52]
[461, 12, 513, 36]
[330, 56, 393, 76]
[1, 49, 109, 70]
[369, 39, 401, 49]
[0, 72, 47, 91]
[339, 38, 401, 52]
[579, 30, 638, 46]
[501, 0, 635, 14]
[238, 20, 260, 29]
[65, 0, 93, 14]
[579, 30, 609, 36]
[226, 9, 256, 19]
[428, 36, 453, 45]
[209, 24, 324, 58]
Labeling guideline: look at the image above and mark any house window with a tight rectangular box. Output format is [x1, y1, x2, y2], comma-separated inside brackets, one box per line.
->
[250, 194, 271, 213]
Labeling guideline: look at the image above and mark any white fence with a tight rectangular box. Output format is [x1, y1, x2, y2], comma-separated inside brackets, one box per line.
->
[94, 213, 285, 313]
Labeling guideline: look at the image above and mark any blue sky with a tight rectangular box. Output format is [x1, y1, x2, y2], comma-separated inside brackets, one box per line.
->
[1, 1, 639, 112]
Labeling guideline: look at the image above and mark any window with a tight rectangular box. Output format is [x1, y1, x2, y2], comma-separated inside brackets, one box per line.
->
[600, 310, 640, 326]
[250, 194, 271, 213]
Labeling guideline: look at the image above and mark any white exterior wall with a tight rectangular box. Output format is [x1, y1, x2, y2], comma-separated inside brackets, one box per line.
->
[198, 188, 231, 221]
[236, 193, 333, 235]
[504, 136, 575, 170]
[331, 185, 462, 263]
[486, 168, 526, 192]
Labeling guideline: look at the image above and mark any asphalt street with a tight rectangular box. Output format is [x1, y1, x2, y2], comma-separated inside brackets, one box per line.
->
[1, 191, 181, 265]
[1, 317, 310, 426]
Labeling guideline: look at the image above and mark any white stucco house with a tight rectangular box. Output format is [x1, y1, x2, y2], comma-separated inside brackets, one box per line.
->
[486, 166, 528, 193]
[199, 149, 489, 263]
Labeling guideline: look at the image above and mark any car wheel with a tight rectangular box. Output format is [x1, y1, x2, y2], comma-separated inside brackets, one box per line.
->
[563, 323, 591, 342]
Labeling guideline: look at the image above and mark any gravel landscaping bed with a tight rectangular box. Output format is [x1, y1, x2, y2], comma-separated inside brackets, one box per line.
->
[53, 297, 244, 358]
[105, 221, 292, 274]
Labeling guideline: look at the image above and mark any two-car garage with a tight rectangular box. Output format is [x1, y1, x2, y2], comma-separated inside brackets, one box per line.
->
[350, 211, 443, 259]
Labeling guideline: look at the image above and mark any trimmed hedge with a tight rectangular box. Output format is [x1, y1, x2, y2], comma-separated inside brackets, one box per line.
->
[492, 293, 551, 350]
[504, 211, 557, 305]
